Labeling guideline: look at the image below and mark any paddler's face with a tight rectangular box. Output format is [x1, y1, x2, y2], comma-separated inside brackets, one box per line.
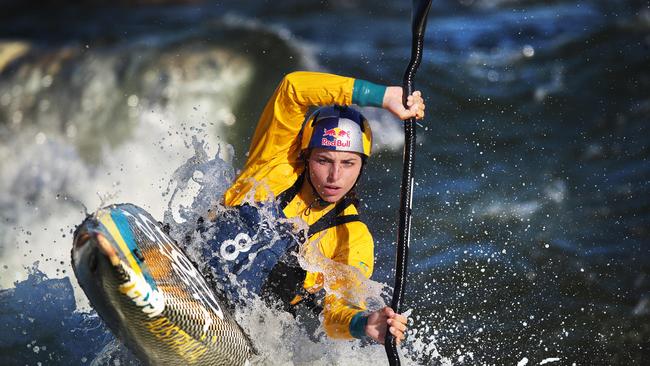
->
[308, 148, 363, 203]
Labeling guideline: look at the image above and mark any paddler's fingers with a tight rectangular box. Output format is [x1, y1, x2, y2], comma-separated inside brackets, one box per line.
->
[390, 311, 408, 326]
[386, 308, 409, 344]
[388, 318, 407, 333]
[406, 91, 423, 104]
[406, 91, 426, 120]
[382, 306, 395, 317]
[383, 306, 409, 326]
[389, 324, 406, 344]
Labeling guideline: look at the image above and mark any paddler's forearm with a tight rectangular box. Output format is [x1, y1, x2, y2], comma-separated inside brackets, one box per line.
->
[274, 71, 387, 108]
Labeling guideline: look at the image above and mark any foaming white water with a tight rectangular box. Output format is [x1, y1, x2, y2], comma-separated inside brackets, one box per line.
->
[0, 41, 253, 292]
[478, 200, 541, 220]
[0, 133, 90, 288]
[233, 284, 431, 366]
[0, 117, 236, 292]
[469, 178, 568, 222]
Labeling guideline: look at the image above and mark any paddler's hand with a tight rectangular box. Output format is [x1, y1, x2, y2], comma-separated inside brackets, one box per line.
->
[364, 306, 409, 344]
[383, 87, 425, 121]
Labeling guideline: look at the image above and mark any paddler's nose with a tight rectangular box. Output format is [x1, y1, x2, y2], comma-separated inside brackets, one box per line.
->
[328, 163, 341, 182]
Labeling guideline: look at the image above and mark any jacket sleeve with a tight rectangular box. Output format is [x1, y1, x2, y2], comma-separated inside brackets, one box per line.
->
[224, 71, 355, 206]
[320, 220, 375, 339]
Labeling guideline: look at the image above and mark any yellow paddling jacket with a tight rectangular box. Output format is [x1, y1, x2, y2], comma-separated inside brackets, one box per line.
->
[224, 71, 384, 339]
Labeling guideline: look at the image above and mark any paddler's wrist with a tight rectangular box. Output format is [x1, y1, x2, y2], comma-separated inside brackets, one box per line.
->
[349, 311, 369, 339]
[352, 79, 387, 108]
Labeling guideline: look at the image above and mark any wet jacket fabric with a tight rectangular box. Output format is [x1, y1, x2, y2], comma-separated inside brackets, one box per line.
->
[201, 203, 298, 303]
[223, 71, 376, 339]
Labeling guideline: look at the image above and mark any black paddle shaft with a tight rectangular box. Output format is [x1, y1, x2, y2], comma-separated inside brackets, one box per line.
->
[384, 1, 432, 364]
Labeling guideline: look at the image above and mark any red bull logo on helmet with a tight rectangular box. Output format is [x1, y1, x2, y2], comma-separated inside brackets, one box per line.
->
[321, 127, 351, 148]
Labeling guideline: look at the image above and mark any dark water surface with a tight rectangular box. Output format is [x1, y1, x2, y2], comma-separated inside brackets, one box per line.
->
[1, 1, 648, 364]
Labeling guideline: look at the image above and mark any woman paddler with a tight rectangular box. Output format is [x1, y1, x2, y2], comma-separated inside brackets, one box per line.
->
[207, 71, 425, 344]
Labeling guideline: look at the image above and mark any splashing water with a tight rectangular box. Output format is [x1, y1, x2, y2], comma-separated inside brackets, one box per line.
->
[157, 138, 444, 365]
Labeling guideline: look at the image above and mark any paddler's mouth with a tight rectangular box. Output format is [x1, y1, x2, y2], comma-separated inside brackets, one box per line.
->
[322, 185, 342, 196]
